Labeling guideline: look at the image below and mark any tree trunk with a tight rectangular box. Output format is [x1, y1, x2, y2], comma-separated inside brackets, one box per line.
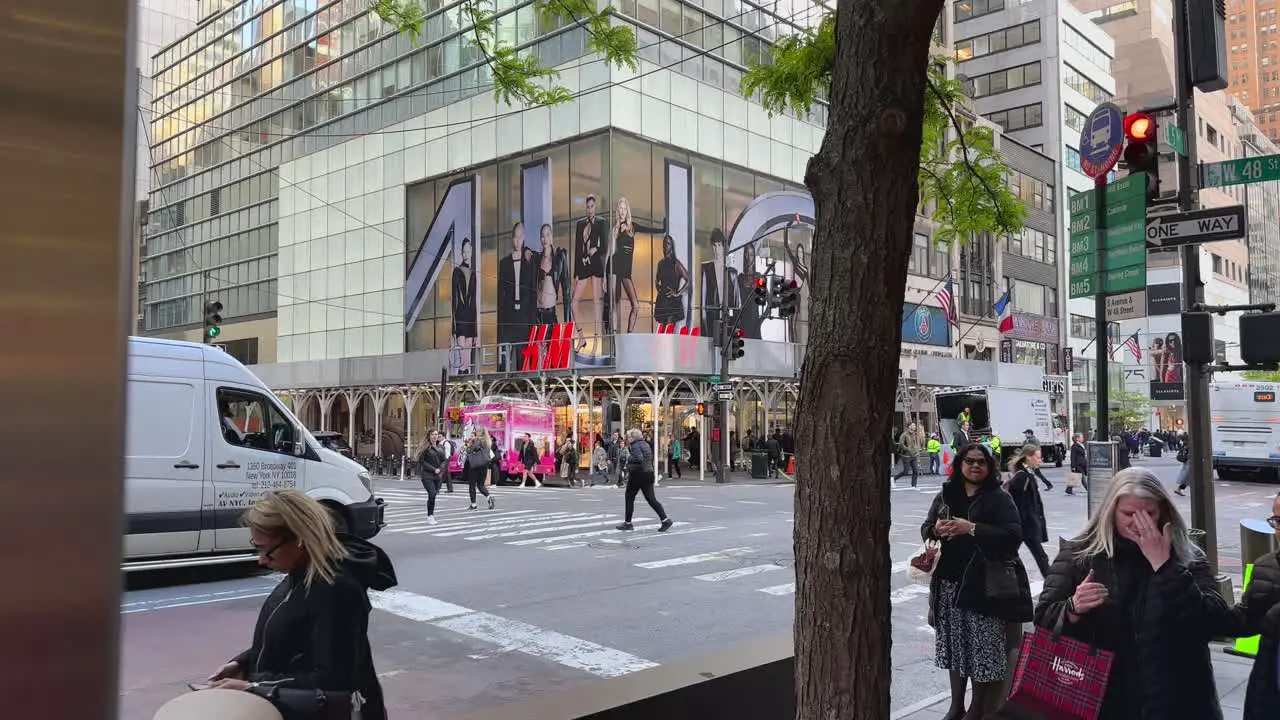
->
[793, 1, 944, 718]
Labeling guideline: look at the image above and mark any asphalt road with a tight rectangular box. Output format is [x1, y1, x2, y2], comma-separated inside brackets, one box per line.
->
[118, 457, 1279, 719]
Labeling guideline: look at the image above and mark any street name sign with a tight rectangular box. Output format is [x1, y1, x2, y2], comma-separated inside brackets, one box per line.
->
[1201, 154, 1280, 188]
[1144, 206, 1245, 247]
[1105, 290, 1147, 321]
[1069, 174, 1148, 299]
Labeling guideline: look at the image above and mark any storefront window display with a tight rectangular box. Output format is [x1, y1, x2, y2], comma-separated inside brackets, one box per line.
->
[404, 130, 814, 375]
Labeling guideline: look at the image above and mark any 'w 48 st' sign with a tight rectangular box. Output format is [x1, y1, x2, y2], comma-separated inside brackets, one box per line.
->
[520, 323, 576, 371]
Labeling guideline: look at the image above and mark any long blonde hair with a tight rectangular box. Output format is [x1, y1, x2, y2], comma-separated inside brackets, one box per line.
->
[1072, 467, 1203, 562]
[242, 489, 348, 588]
[1007, 443, 1039, 474]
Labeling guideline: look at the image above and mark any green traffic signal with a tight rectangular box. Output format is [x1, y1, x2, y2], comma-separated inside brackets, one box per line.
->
[207, 326, 221, 339]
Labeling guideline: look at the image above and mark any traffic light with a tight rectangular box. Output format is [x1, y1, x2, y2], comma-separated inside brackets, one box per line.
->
[777, 280, 800, 318]
[696, 402, 707, 416]
[1122, 112, 1159, 202]
[727, 328, 746, 359]
[203, 300, 223, 343]
[752, 277, 768, 307]
[767, 275, 785, 309]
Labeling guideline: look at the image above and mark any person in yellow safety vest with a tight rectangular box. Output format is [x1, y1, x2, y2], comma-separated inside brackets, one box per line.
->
[926, 433, 942, 474]
[989, 434, 1002, 459]
[958, 407, 972, 427]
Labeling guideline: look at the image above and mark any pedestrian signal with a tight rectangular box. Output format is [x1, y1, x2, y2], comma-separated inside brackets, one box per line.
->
[696, 402, 707, 416]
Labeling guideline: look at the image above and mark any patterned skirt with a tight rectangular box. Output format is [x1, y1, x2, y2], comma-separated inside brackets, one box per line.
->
[934, 578, 1009, 683]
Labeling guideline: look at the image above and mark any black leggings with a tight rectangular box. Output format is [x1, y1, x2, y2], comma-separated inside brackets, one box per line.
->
[1024, 539, 1051, 577]
[625, 471, 667, 523]
[466, 463, 490, 504]
[420, 473, 442, 515]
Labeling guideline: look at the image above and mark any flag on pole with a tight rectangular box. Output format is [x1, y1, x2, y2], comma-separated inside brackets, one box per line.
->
[993, 284, 1013, 316]
[1122, 332, 1143, 361]
[937, 273, 958, 328]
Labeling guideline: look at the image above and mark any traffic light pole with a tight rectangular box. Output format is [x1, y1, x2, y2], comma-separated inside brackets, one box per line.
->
[1093, 176, 1109, 443]
[717, 259, 731, 484]
[1172, 0, 1220, 576]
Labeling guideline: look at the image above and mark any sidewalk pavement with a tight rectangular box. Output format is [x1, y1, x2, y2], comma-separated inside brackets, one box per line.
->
[892, 645, 1253, 720]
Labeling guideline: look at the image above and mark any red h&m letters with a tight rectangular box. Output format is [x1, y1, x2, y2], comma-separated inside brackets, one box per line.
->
[520, 322, 575, 371]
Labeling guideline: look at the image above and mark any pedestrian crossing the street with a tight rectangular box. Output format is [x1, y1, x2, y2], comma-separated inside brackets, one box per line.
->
[373, 483, 1047, 610]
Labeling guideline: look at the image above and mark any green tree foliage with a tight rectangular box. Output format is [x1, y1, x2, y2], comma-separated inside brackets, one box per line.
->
[371, 0, 636, 106]
[739, 14, 1026, 245]
[1082, 389, 1150, 432]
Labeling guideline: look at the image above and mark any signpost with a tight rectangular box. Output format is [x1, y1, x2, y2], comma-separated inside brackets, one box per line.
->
[1201, 154, 1280, 188]
[1105, 290, 1147, 321]
[1144, 205, 1246, 247]
[716, 390, 734, 401]
[1069, 174, 1148, 299]
[1074, 101, 1133, 445]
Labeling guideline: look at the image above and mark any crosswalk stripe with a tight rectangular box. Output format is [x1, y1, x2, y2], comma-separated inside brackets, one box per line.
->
[593, 525, 723, 545]
[757, 582, 795, 596]
[635, 548, 754, 569]
[890, 585, 931, 605]
[424, 514, 614, 538]
[506, 522, 662, 546]
[693, 564, 785, 582]
[401, 510, 573, 532]
[387, 510, 539, 533]
[462, 518, 624, 541]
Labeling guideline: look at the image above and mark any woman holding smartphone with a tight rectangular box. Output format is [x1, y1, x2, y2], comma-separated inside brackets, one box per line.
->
[922, 442, 1030, 720]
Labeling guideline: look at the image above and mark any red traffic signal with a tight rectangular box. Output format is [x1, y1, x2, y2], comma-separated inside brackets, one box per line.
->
[752, 277, 768, 307]
[734, 328, 746, 339]
[1124, 112, 1154, 141]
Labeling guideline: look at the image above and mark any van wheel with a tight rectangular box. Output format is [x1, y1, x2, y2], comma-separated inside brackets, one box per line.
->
[323, 502, 350, 534]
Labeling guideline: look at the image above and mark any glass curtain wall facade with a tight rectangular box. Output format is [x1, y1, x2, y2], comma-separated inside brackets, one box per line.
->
[403, 129, 813, 374]
[142, 0, 830, 335]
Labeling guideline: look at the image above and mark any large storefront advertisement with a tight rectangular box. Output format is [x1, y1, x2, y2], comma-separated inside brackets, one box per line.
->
[1145, 282, 1184, 401]
[404, 131, 815, 376]
[901, 304, 951, 346]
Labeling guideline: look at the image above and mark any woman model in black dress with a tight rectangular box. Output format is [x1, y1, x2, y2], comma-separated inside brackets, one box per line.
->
[451, 236, 478, 373]
[654, 234, 690, 326]
[609, 196, 663, 334]
[572, 195, 606, 350]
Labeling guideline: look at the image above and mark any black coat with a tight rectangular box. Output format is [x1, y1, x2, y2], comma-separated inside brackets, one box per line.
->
[1070, 442, 1087, 474]
[417, 445, 447, 479]
[1222, 550, 1280, 720]
[231, 536, 398, 720]
[1034, 539, 1231, 720]
[922, 477, 1033, 624]
[1006, 468, 1048, 544]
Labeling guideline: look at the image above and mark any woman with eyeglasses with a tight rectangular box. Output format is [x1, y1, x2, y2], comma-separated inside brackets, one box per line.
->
[1220, 491, 1280, 719]
[922, 442, 1031, 720]
[1033, 467, 1230, 719]
[204, 489, 397, 720]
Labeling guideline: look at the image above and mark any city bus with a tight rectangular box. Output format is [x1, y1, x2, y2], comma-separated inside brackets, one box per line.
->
[1210, 381, 1280, 483]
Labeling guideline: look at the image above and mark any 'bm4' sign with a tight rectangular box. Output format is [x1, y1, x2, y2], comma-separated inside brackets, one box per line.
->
[520, 323, 576, 371]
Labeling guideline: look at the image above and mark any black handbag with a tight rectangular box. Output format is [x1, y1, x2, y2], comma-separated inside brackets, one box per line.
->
[246, 684, 354, 720]
[959, 549, 1023, 608]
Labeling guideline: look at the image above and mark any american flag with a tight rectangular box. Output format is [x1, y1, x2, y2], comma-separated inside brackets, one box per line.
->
[937, 273, 958, 328]
[1122, 332, 1143, 361]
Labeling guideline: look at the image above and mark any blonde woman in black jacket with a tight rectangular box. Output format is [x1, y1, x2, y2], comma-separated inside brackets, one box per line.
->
[206, 490, 397, 720]
[1034, 467, 1230, 719]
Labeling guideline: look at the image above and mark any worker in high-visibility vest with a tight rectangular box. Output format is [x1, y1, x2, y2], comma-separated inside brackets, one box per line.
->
[989, 434, 1002, 461]
[926, 434, 942, 474]
[958, 407, 972, 427]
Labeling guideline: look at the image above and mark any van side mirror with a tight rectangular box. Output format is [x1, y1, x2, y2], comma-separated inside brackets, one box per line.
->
[293, 431, 306, 456]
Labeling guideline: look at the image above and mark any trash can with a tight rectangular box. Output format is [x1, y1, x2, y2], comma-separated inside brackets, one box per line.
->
[750, 450, 771, 479]
[1187, 528, 1207, 554]
[1147, 442, 1163, 458]
[1241, 518, 1278, 567]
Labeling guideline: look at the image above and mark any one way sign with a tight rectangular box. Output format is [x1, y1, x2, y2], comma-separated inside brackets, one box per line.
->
[1145, 205, 1245, 247]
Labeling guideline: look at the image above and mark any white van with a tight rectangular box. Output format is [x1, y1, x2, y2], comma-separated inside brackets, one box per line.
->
[124, 337, 385, 571]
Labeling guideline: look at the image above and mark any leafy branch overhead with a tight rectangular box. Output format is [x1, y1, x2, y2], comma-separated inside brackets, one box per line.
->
[740, 14, 1026, 245]
[372, 0, 637, 107]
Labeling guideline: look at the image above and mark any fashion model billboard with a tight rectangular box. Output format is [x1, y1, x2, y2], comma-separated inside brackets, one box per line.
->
[404, 133, 815, 372]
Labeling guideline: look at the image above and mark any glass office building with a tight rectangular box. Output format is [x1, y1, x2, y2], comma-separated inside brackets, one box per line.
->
[141, 0, 830, 354]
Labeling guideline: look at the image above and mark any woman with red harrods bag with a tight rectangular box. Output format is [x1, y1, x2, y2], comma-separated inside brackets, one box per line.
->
[1022, 467, 1231, 720]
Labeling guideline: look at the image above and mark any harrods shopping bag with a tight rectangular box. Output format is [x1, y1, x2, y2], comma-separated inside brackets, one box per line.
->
[1003, 614, 1114, 720]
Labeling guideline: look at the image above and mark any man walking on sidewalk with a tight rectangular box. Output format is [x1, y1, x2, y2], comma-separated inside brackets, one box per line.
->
[893, 422, 925, 488]
[616, 428, 673, 532]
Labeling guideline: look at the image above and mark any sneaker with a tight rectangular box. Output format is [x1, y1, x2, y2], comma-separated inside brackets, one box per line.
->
[659, 518, 674, 532]
[469, 503, 478, 510]
[427, 515, 438, 525]
[616, 522, 634, 531]
[488, 496, 496, 510]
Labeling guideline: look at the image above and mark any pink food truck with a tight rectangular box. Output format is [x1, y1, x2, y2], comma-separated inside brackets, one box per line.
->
[447, 397, 557, 482]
